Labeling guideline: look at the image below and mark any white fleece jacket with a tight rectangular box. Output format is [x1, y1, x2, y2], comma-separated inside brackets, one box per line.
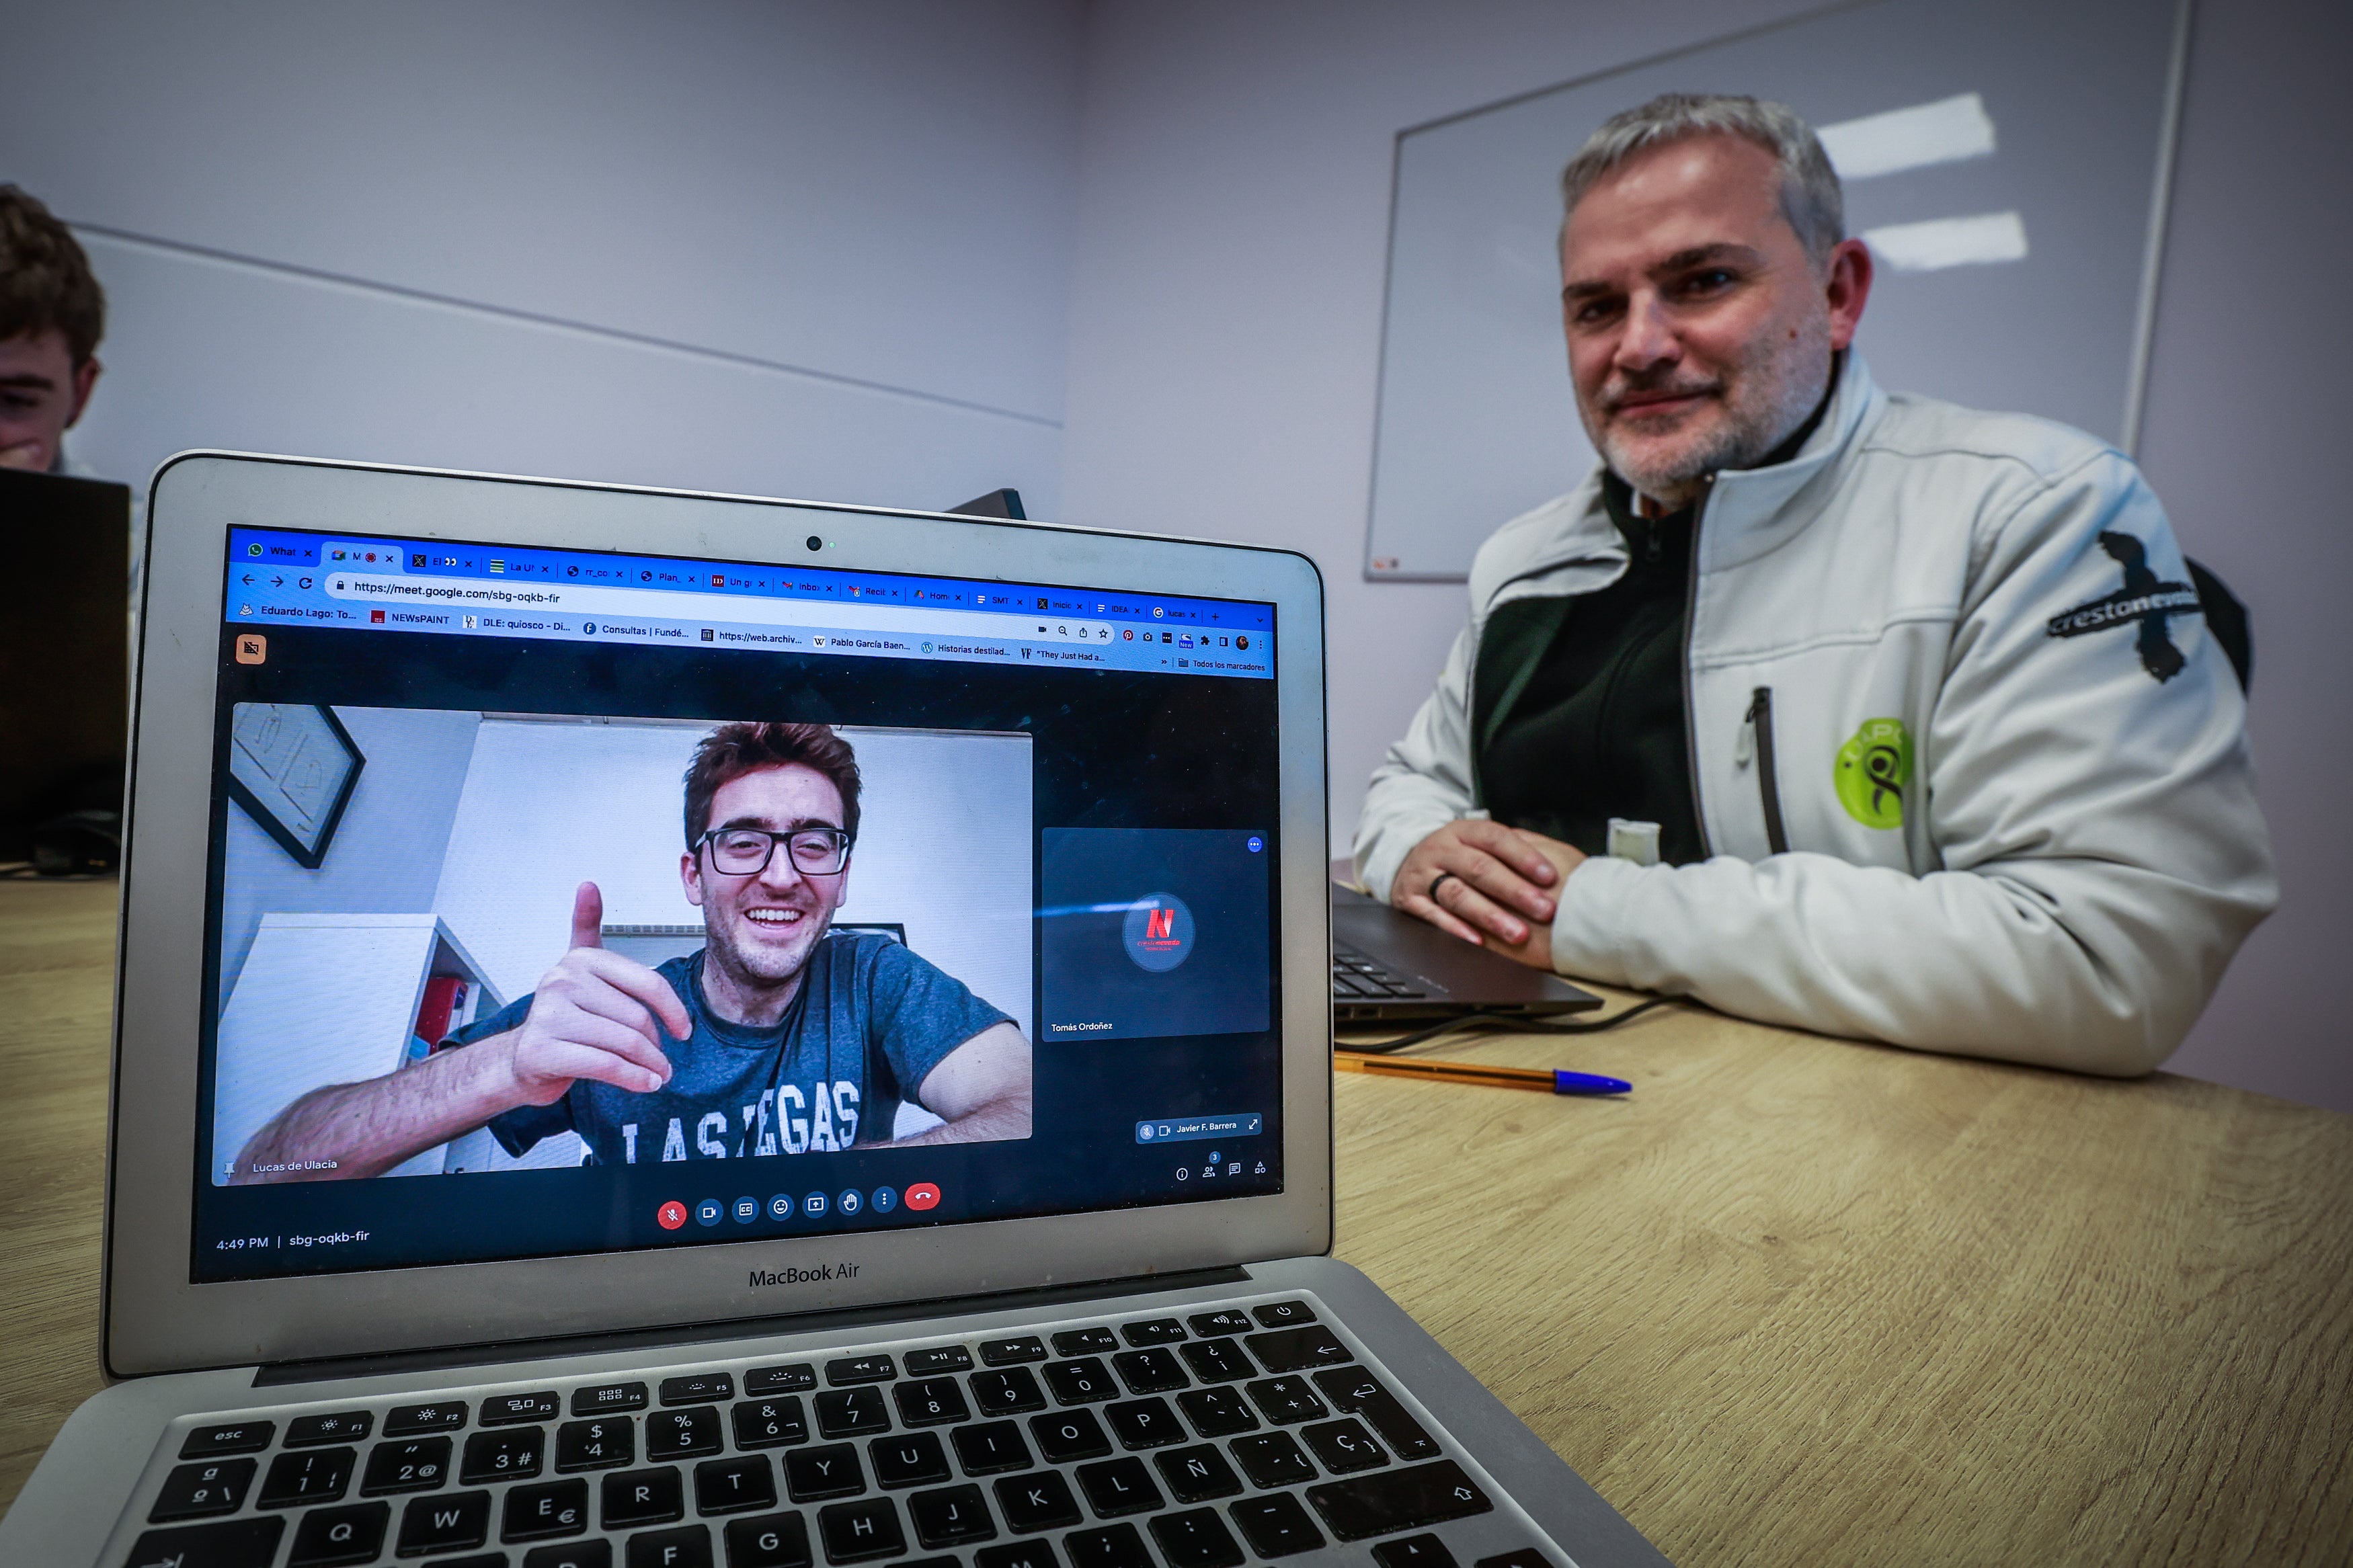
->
[1353, 357, 2276, 1075]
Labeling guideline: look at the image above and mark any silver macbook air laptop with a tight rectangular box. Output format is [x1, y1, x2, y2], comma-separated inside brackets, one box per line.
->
[1, 454, 1669, 1568]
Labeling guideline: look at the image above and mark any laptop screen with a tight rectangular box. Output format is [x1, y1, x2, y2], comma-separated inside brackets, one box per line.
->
[194, 525, 1283, 1282]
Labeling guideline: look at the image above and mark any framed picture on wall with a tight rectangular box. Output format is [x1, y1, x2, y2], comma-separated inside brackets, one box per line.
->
[227, 702, 366, 870]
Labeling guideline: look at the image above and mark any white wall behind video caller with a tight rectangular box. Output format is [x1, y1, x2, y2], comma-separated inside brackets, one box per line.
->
[213, 711, 1034, 1178]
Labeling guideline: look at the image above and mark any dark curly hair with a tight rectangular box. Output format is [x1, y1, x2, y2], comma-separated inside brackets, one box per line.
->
[0, 185, 105, 366]
[683, 722, 862, 849]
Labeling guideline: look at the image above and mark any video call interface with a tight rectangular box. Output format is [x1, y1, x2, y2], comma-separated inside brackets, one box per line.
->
[193, 524, 1285, 1282]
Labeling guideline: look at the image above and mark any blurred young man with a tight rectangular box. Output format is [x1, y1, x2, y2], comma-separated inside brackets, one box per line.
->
[0, 185, 105, 475]
[1355, 94, 2274, 1074]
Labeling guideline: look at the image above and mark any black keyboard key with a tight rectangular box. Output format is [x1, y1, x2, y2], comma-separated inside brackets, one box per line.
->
[1244, 1376, 1328, 1425]
[725, 1512, 811, 1568]
[1304, 1459, 1492, 1541]
[895, 1377, 972, 1427]
[1251, 1302, 1316, 1329]
[286, 1411, 373, 1448]
[1174, 1388, 1257, 1438]
[1228, 1493, 1326, 1559]
[1309, 1369, 1440, 1461]
[285, 1502, 381, 1565]
[573, 1381, 651, 1416]
[385, 1401, 469, 1436]
[558, 1416, 639, 1471]
[1473, 1551, 1550, 1568]
[1185, 1311, 1252, 1338]
[362, 1437, 452, 1495]
[735, 1397, 811, 1449]
[1074, 1457, 1162, 1518]
[696, 1454, 780, 1515]
[785, 1442, 867, 1501]
[904, 1346, 975, 1374]
[746, 1364, 817, 1396]
[1178, 1339, 1253, 1385]
[1228, 1431, 1315, 1489]
[524, 1542, 613, 1568]
[969, 1367, 1046, 1415]
[951, 1419, 1032, 1475]
[907, 1482, 998, 1547]
[1110, 1348, 1188, 1395]
[975, 1542, 1060, 1568]
[464, 1425, 546, 1483]
[483, 1390, 563, 1426]
[505, 1477, 592, 1540]
[1149, 1507, 1245, 1568]
[1154, 1444, 1242, 1503]
[663, 1372, 737, 1406]
[648, 1406, 727, 1460]
[994, 1469, 1082, 1532]
[977, 1337, 1047, 1366]
[826, 1354, 898, 1386]
[604, 1466, 688, 1528]
[817, 1385, 893, 1440]
[871, 1431, 953, 1489]
[1243, 1326, 1353, 1374]
[397, 1489, 491, 1555]
[1119, 1319, 1186, 1346]
[437, 1555, 506, 1568]
[259, 1447, 354, 1508]
[1064, 1522, 1152, 1568]
[180, 1421, 274, 1458]
[1043, 1359, 1117, 1405]
[1051, 1327, 1118, 1357]
[126, 1516, 285, 1568]
[1302, 1417, 1388, 1474]
[1373, 1534, 1459, 1568]
[818, 1496, 906, 1562]
[1103, 1399, 1186, 1450]
[1029, 1408, 1112, 1464]
[151, 1457, 256, 1521]
[628, 1524, 714, 1566]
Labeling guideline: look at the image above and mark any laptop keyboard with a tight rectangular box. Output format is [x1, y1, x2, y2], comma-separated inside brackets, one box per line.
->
[114, 1297, 1556, 1568]
[1330, 948, 1427, 1004]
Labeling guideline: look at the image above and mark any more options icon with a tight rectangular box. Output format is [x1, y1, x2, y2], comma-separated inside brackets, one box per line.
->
[656, 1200, 688, 1231]
[870, 1187, 898, 1214]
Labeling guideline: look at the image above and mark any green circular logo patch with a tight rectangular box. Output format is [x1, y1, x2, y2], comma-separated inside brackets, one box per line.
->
[1835, 718, 1911, 829]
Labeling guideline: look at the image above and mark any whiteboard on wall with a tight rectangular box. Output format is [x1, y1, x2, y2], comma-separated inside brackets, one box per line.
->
[1364, 0, 2192, 581]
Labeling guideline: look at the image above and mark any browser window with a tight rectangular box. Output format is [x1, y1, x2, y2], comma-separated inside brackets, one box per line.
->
[194, 526, 1283, 1282]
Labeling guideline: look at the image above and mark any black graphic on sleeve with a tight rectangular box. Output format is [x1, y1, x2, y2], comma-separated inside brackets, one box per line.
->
[2044, 532, 2202, 683]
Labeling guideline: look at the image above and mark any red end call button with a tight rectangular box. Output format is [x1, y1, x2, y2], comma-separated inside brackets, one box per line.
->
[657, 1200, 688, 1231]
[904, 1183, 942, 1211]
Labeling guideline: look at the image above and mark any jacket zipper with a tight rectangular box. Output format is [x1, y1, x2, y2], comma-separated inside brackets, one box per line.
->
[1747, 686, 1790, 855]
[1680, 489, 1712, 856]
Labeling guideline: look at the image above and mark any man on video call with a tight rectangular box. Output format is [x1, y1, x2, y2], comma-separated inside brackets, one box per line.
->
[1354, 93, 2276, 1074]
[234, 722, 1031, 1182]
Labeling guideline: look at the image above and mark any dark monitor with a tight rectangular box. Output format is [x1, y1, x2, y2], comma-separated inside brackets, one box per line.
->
[0, 467, 132, 868]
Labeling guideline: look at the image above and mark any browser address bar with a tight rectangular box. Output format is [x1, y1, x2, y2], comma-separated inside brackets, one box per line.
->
[323, 573, 1119, 643]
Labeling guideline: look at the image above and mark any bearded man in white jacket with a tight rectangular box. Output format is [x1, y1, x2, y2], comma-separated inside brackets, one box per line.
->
[1353, 93, 2276, 1074]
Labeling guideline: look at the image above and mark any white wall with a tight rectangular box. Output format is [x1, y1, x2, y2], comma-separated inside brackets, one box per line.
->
[433, 720, 1034, 1030]
[5, 0, 1081, 515]
[1058, 0, 2353, 1114]
[216, 706, 482, 1006]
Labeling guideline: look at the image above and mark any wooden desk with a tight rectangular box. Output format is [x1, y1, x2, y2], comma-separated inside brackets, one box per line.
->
[5, 877, 2350, 1563]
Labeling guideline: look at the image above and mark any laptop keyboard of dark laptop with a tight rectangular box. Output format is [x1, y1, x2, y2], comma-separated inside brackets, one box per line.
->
[118, 1297, 1550, 1568]
[1330, 946, 1426, 1004]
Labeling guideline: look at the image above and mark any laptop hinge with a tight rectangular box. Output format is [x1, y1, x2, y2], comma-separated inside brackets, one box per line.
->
[252, 1266, 1256, 1387]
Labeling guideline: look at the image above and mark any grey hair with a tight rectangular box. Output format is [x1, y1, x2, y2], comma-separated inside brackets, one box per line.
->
[1560, 93, 1844, 265]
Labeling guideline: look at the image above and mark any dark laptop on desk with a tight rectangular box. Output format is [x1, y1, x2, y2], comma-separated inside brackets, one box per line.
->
[0, 454, 1668, 1568]
[1330, 887, 1599, 1026]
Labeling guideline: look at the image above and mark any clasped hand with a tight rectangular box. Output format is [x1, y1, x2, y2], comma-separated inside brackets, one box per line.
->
[1390, 819, 1587, 970]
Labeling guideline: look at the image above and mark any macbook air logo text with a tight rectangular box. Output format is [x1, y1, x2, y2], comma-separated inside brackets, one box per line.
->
[750, 1263, 861, 1288]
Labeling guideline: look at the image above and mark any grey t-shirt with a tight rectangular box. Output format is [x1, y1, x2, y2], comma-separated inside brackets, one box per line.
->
[449, 933, 1011, 1166]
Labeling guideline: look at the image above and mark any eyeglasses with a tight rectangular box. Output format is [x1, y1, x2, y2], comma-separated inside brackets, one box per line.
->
[697, 825, 852, 876]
